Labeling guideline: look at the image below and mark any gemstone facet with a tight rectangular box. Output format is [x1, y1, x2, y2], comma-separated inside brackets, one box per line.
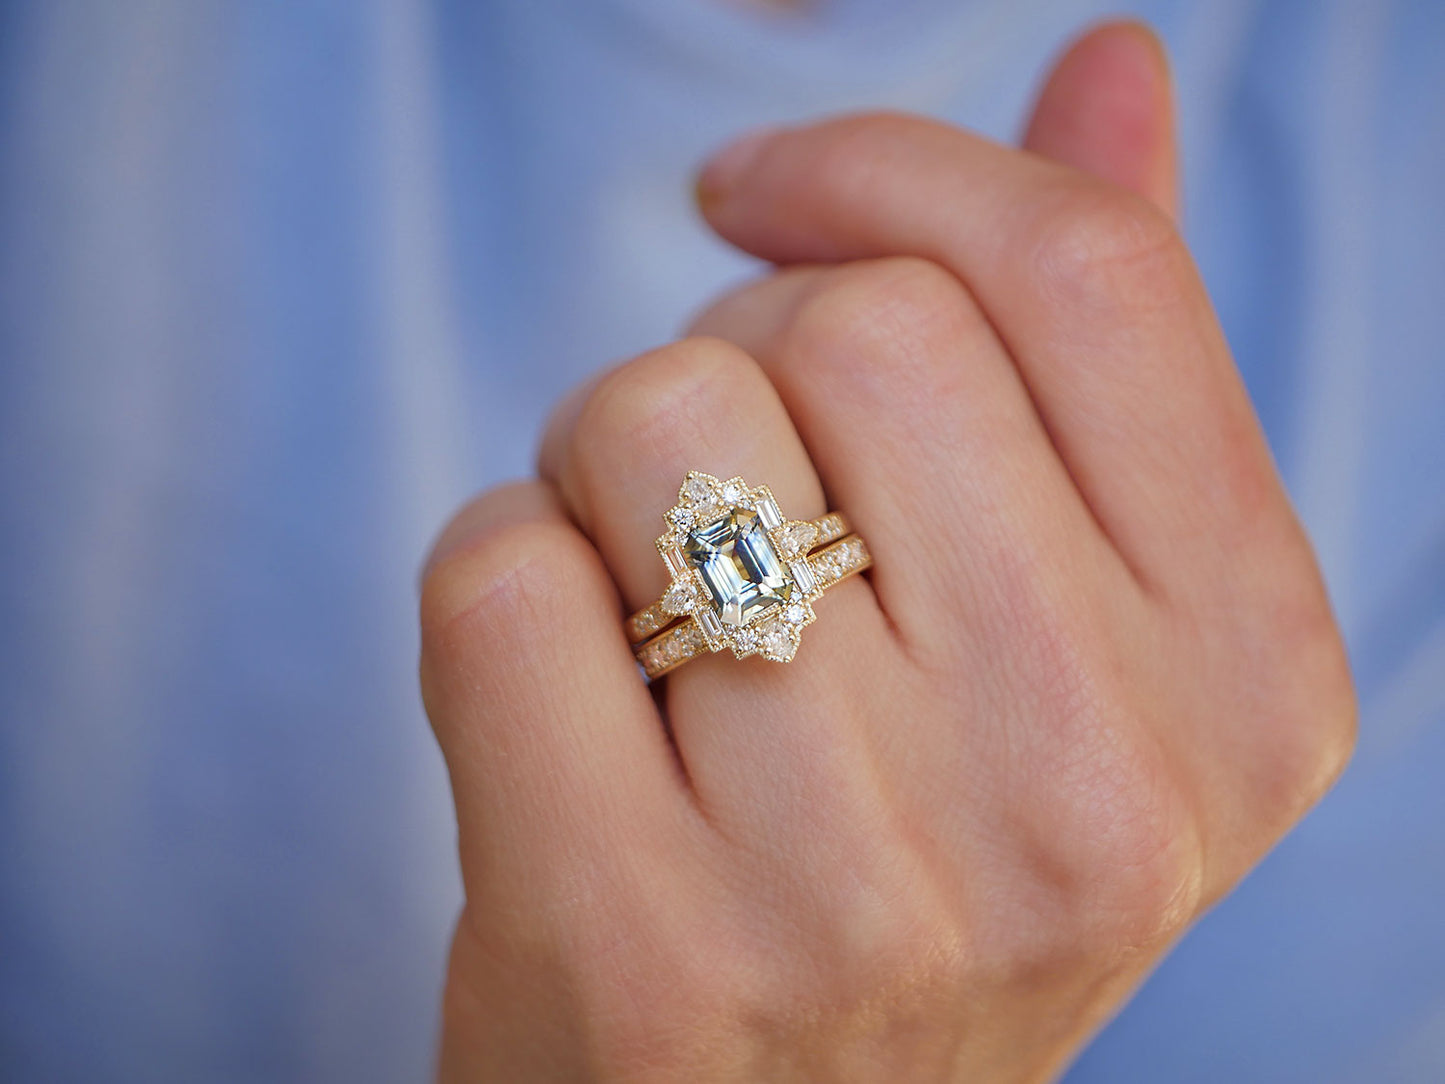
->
[684, 508, 794, 627]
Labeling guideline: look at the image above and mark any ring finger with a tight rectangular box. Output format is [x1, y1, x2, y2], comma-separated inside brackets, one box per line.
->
[536, 336, 902, 831]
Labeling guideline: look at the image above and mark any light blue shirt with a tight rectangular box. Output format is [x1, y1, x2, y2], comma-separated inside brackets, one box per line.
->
[2, 1, 1441, 1080]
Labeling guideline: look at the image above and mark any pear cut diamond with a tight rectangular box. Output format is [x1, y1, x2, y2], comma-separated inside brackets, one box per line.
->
[683, 475, 715, 504]
[776, 521, 819, 558]
[661, 579, 695, 616]
[759, 620, 801, 662]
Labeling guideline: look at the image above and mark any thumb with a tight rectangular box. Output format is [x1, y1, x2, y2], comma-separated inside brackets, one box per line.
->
[1022, 20, 1179, 219]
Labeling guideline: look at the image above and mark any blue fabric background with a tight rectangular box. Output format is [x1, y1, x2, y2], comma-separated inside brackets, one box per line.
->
[1, 1, 1441, 1080]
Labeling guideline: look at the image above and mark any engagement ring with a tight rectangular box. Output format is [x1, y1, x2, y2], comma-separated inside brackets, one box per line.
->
[628, 471, 872, 680]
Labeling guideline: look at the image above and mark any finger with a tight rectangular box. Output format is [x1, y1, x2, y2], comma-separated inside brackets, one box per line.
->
[682, 263, 826, 354]
[694, 113, 1287, 602]
[1022, 20, 1178, 218]
[538, 335, 831, 615]
[687, 257, 1131, 660]
[536, 335, 903, 845]
[420, 477, 559, 584]
[419, 479, 692, 899]
[683, 262, 1195, 938]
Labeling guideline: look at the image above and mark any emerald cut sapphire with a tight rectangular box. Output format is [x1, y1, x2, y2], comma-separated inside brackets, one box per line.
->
[684, 508, 793, 627]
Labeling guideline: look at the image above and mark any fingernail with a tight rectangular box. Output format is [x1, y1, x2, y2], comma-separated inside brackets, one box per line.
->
[695, 126, 780, 209]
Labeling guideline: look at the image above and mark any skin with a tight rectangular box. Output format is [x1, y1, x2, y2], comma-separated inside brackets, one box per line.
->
[418, 24, 1356, 1083]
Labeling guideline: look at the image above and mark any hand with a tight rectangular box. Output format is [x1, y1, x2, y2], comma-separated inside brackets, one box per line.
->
[419, 24, 1355, 1082]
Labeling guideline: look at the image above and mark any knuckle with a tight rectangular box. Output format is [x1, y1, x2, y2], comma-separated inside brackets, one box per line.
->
[1076, 759, 1204, 951]
[783, 256, 986, 403]
[1296, 658, 1359, 806]
[1029, 182, 1192, 315]
[1210, 420, 1287, 530]
[419, 517, 596, 652]
[1241, 581, 1359, 822]
[571, 336, 764, 465]
[1035, 709, 1205, 957]
[759, 823, 975, 1028]
[989, 600, 1205, 959]
[807, 877, 973, 1031]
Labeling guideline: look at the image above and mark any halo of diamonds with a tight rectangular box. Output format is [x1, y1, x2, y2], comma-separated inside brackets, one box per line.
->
[654, 471, 825, 664]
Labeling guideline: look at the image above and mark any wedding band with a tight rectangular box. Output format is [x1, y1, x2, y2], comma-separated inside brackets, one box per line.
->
[629, 471, 873, 681]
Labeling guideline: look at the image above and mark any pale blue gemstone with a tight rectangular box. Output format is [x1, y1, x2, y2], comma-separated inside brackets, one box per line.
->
[684, 508, 793, 626]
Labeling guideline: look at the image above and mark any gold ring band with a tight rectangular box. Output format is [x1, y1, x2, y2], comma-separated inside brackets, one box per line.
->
[626, 471, 872, 682]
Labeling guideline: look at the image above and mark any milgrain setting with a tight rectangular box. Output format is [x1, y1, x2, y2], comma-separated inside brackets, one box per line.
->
[629, 471, 872, 681]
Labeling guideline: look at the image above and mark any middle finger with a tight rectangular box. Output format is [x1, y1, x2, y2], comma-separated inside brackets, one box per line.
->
[688, 255, 1131, 664]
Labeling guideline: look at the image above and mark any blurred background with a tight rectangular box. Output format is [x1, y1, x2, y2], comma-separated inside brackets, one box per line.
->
[1, 1, 1441, 1081]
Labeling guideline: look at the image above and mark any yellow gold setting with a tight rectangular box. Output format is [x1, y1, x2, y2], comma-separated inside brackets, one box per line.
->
[629, 471, 872, 681]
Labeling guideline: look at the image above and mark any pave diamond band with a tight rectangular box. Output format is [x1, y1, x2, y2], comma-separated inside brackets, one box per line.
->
[628, 471, 873, 682]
